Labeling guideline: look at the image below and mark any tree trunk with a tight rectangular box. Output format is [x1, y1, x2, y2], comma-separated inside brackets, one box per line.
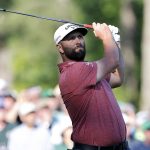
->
[141, 0, 150, 110]
[120, 0, 138, 103]
[0, 48, 12, 83]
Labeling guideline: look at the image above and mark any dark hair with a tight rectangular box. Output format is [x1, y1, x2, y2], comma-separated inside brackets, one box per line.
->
[4, 93, 16, 101]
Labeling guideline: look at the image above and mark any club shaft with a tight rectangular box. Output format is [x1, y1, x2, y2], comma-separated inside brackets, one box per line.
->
[0, 8, 93, 28]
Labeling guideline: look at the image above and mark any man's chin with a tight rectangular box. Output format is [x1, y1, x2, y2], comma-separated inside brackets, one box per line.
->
[70, 55, 85, 61]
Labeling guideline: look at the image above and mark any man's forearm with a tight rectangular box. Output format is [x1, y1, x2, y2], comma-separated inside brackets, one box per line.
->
[116, 42, 125, 83]
[103, 39, 120, 70]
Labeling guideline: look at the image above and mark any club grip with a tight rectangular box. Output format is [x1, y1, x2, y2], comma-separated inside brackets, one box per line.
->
[83, 24, 93, 29]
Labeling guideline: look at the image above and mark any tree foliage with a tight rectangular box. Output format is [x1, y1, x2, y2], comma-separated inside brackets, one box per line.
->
[0, 0, 144, 108]
[72, 0, 120, 60]
[0, 0, 83, 90]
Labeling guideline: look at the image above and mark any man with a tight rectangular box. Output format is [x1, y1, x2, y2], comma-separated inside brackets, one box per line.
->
[55, 126, 73, 150]
[0, 98, 16, 149]
[8, 102, 54, 150]
[54, 22, 129, 150]
[131, 121, 150, 150]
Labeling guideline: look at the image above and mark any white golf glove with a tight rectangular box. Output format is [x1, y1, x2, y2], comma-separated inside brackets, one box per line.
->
[108, 25, 120, 42]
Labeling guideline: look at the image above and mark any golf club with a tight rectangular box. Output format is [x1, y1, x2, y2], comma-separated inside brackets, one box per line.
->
[0, 8, 93, 29]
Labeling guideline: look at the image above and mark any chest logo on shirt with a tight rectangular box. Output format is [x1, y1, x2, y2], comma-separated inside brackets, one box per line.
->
[85, 62, 93, 67]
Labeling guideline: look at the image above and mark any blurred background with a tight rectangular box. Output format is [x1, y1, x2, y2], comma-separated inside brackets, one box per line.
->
[0, 0, 150, 149]
[0, 0, 148, 110]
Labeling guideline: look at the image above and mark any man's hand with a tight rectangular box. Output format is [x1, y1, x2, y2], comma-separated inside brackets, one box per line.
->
[92, 22, 114, 42]
[108, 25, 120, 42]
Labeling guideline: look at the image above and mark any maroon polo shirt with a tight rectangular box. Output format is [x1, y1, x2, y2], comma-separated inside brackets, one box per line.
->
[58, 61, 126, 146]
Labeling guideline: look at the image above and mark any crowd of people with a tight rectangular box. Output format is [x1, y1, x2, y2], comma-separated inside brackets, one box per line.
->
[121, 103, 150, 150]
[0, 78, 73, 150]
[0, 77, 150, 150]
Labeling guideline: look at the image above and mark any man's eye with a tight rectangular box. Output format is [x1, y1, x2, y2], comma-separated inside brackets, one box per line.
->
[70, 36, 75, 40]
[67, 36, 75, 40]
[78, 35, 83, 39]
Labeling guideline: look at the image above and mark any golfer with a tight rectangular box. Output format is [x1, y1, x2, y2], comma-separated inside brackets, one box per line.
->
[54, 22, 130, 150]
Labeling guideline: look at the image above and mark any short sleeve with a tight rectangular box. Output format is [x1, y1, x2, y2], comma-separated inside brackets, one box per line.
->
[59, 62, 97, 95]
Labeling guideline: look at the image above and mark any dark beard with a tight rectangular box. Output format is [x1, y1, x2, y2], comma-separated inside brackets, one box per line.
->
[63, 45, 86, 61]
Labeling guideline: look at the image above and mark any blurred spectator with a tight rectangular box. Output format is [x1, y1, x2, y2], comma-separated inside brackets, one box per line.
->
[25, 86, 42, 104]
[55, 126, 73, 150]
[50, 99, 72, 145]
[2, 93, 17, 124]
[0, 79, 9, 96]
[3, 93, 16, 112]
[36, 99, 58, 131]
[122, 112, 139, 149]
[135, 110, 150, 141]
[0, 98, 16, 150]
[36, 94, 72, 146]
[131, 121, 150, 150]
[120, 102, 136, 122]
[7, 102, 54, 150]
[36, 84, 72, 146]
[17, 86, 42, 104]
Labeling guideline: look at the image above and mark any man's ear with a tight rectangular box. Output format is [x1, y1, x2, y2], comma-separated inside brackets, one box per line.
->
[56, 44, 64, 54]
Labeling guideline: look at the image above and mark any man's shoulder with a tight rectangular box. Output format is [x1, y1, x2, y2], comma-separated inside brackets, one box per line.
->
[64, 61, 96, 76]
[9, 124, 25, 134]
[4, 123, 17, 132]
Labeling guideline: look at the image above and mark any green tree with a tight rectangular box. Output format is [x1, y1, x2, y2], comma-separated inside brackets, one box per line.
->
[72, 0, 120, 60]
[0, 0, 83, 90]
